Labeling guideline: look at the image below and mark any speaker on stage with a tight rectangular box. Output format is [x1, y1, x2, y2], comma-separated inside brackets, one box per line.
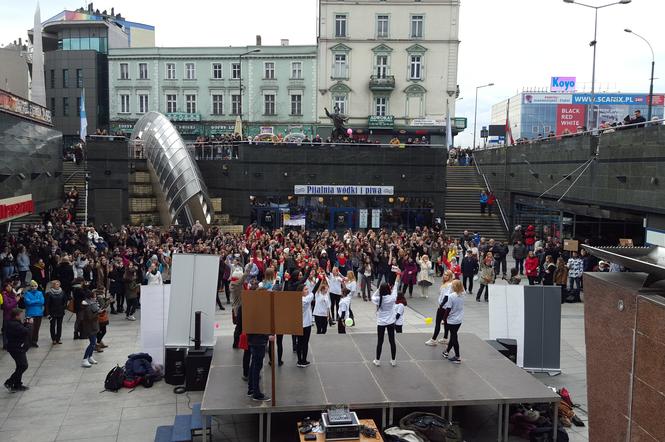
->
[165, 347, 187, 385]
[185, 348, 213, 391]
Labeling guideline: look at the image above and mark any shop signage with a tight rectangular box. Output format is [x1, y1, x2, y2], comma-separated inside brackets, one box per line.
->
[0, 194, 34, 223]
[260, 126, 274, 134]
[208, 124, 235, 134]
[359, 209, 368, 229]
[368, 115, 394, 129]
[174, 124, 200, 134]
[555, 104, 586, 135]
[523, 93, 573, 105]
[411, 118, 444, 127]
[371, 209, 381, 229]
[166, 112, 201, 122]
[0, 90, 52, 125]
[550, 76, 576, 92]
[294, 185, 394, 196]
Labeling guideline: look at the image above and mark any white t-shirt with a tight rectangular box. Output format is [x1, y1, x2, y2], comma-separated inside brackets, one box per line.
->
[313, 289, 331, 317]
[345, 280, 357, 297]
[302, 292, 314, 327]
[444, 293, 465, 325]
[438, 283, 453, 306]
[371, 283, 398, 326]
[327, 274, 343, 294]
[338, 296, 351, 321]
[394, 303, 405, 326]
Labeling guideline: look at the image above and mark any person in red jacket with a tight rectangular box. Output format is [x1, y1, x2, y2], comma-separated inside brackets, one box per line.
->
[524, 251, 540, 285]
[524, 225, 536, 252]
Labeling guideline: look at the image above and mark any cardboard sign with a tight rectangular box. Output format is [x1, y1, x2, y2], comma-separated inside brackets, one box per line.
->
[563, 239, 579, 252]
[241, 290, 304, 335]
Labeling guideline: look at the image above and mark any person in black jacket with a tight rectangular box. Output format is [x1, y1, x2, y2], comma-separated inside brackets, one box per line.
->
[45, 280, 68, 344]
[109, 262, 125, 314]
[4, 308, 32, 392]
[460, 250, 479, 294]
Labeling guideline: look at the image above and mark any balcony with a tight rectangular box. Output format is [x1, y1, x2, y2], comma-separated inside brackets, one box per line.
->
[369, 75, 395, 91]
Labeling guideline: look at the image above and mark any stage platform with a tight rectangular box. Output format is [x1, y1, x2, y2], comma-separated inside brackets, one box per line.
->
[201, 332, 561, 441]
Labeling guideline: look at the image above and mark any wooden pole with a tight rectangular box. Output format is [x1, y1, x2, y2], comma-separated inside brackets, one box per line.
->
[270, 292, 276, 406]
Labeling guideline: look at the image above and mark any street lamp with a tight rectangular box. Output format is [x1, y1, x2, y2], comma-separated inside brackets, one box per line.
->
[238, 48, 261, 131]
[625, 28, 655, 120]
[473, 83, 494, 149]
[563, 0, 631, 131]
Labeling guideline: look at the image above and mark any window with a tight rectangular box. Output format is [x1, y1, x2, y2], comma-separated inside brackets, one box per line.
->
[376, 55, 388, 78]
[264, 62, 275, 79]
[231, 63, 241, 80]
[333, 95, 347, 115]
[185, 63, 196, 80]
[409, 55, 422, 80]
[50, 70, 55, 89]
[231, 94, 241, 115]
[76, 97, 81, 117]
[411, 15, 424, 38]
[264, 94, 275, 115]
[166, 94, 177, 113]
[212, 94, 223, 115]
[138, 94, 149, 113]
[76, 69, 83, 88]
[62, 69, 69, 88]
[185, 94, 197, 113]
[333, 53, 348, 78]
[139, 63, 148, 80]
[335, 14, 347, 37]
[212, 63, 223, 79]
[166, 63, 176, 80]
[62, 97, 69, 116]
[290, 94, 302, 115]
[291, 62, 302, 79]
[120, 94, 130, 113]
[120, 63, 129, 80]
[50, 97, 55, 116]
[375, 96, 388, 116]
[377, 15, 389, 38]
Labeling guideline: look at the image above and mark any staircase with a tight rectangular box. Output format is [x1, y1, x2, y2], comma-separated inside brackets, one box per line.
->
[62, 160, 88, 225]
[445, 165, 508, 242]
[154, 403, 211, 442]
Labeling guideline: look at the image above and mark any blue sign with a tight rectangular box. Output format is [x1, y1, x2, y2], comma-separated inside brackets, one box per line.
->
[572, 94, 648, 105]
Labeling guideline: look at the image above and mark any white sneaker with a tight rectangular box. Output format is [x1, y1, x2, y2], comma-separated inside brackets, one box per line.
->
[390, 360, 397, 367]
[372, 359, 381, 367]
[81, 359, 92, 368]
[437, 338, 447, 344]
[88, 357, 98, 364]
[425, 339, 437, 346]
[126, 315, 136, 321]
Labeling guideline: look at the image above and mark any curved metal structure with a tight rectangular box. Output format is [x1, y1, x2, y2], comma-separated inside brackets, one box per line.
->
[131, 111, 213, 227]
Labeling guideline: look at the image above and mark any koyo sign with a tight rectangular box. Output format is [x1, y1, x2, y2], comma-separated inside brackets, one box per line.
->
[551, 76, 576, 92]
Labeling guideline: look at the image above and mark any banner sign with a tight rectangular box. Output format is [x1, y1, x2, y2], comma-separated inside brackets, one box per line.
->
[166, 112, 201, 122]
[0, 194, 34, 223]
[371, 209, 381, 229]
[572, 93, 664, 105]
[550, 76, 576, 92]
[556, 104, 586, 135]
[368, 115, 394, 129]
[523, 93, 573, 105]
[0, 90, 52, 125]
[359, 209, 368, 229]
[294, 185, 394, 196]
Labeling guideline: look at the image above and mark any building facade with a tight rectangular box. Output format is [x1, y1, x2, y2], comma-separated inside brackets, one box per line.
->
[490, 92, 665, 142]
[108, 45, 318, 139]
[31, 5, 154, 147]
[316, 0, 463, 144]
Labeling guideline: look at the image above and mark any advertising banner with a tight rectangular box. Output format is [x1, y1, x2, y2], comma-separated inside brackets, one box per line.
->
[0, 90, 52, 124]
[359, 209, 368, 229]
[523, 93, 573, 105]
[556, 104, 586, 135]
[371, 209, 381, 229]
[550, 76, 576, 92]
[294, 185, 394, 196]
[572, 93, 665, 105]
[0, 194, 34, 223]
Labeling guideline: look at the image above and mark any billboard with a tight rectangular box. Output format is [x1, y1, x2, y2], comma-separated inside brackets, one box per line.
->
[523, 93, 573, 105]
[571, 93, 664, 105]
[551, 77, 576, 92]
[556, 104, 586, 135]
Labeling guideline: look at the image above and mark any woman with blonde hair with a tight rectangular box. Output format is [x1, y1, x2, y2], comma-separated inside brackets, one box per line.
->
[425, 270, 454, 346]
[442, 280, 465, 363]
[416, 255, 433, 298]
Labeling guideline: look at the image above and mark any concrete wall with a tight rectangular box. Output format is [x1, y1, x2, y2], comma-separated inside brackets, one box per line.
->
[474, 126, 665, 224]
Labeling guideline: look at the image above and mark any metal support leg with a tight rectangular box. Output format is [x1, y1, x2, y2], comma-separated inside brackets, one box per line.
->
[201, 415, 208, 442]
[497, 404, 503, 442]
[553, 402, 559, 441]
[259, 413, 264, 442]
[388, 407, 394, 426]
[447, 406, 453, 422]
[382, 408, 386, 428]
[267, 412, 271, 442]
[503, 403, 509, 441]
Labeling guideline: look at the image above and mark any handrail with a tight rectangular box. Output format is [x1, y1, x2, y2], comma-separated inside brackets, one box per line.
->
[63, 168, 86, 185]
[474, 159, 510, 234]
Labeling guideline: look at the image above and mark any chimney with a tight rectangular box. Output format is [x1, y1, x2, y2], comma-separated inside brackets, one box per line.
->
[281, 39, 289, 46]
[256, 35, 262, 46]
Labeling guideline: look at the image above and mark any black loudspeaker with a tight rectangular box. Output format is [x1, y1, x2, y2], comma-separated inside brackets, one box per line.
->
[185, 348, 213, 391]
[165, 347, 187, 385]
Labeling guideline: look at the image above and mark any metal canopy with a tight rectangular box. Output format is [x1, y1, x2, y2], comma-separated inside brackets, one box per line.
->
[582, 244, 665, 287]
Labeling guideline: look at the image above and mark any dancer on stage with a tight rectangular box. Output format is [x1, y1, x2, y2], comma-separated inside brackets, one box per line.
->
[371, 269, 401, 367]
[394, 292, 406, 333]
[442, 280, 465, 364]
[425, 270, 454, 346]
[296, 283, 314, 367]
[312, 274, 332, 334]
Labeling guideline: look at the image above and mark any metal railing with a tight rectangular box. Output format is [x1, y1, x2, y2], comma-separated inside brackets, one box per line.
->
[474, 159, 510, 234]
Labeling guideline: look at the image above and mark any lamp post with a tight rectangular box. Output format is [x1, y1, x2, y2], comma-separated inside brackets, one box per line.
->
[563, 0, 631, 131]
[625, 28, 655, 120]
[238, 49, 261, 132]
[473, 83, 494, 149]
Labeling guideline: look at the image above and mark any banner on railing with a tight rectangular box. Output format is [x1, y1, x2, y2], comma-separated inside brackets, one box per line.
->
[294, 185, 394, 196]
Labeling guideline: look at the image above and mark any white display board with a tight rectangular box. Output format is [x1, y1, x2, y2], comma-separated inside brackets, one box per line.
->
[140, 284, 171, 366]
[488, 285, 526, 367]
[165, 254, 219, 348]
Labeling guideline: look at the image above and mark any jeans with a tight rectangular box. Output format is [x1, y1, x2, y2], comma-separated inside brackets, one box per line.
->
[84, 335, 97, 359]
[248, 344, 266, 398]
[376, 324, 396, 360]
[97, 322, 107, 343]
[30, 316, 42, 345]
[446, 323, 462, 357]
[360, 275, 372, 299]
[221, 280, 230, 303]
[126, 298, 138, 317]
[462, 275, 474, 293]
[480, 203, 487, 214]
[569, 276, 582, 292]
[432, 307, 447, 340]
[401, 282, 414, 297]
[114, 291, 125, 312]
[314, 315, 328, 334]
[296, 326, 312, 364]
[515, 258, 524, 274]
[233, 306, 243, 348]
[476, 284, 488, 301]
[5, 351, 28, 388]
[329, 293, 340, 320]
[49, 316, 63, 342]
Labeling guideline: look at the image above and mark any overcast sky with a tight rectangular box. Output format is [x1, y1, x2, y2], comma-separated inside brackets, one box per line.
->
[2, 0, 662, 147]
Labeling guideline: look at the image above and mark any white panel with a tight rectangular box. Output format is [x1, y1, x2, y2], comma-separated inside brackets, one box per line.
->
[646, 229, 665, 247]
[140, 284, 171, 366]
[165, 254, 219, 348]
[488, 285, 526, 367]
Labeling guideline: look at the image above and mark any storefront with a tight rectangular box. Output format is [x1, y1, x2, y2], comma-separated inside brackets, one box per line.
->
[246, 124, 316, 138]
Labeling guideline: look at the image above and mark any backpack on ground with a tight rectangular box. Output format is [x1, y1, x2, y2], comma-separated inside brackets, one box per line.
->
[104, 365, 125, 392]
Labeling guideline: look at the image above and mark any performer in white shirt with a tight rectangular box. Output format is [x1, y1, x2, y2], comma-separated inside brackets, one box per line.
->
[442, 280, 465, 364]
[312, 275, 332, 334]
[371, 270, 401, 367]
[297, 283, 314, 367]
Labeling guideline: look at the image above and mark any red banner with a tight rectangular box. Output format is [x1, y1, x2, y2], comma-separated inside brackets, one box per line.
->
[556, 104, 586, 135]
[0, 194, 33, 223]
